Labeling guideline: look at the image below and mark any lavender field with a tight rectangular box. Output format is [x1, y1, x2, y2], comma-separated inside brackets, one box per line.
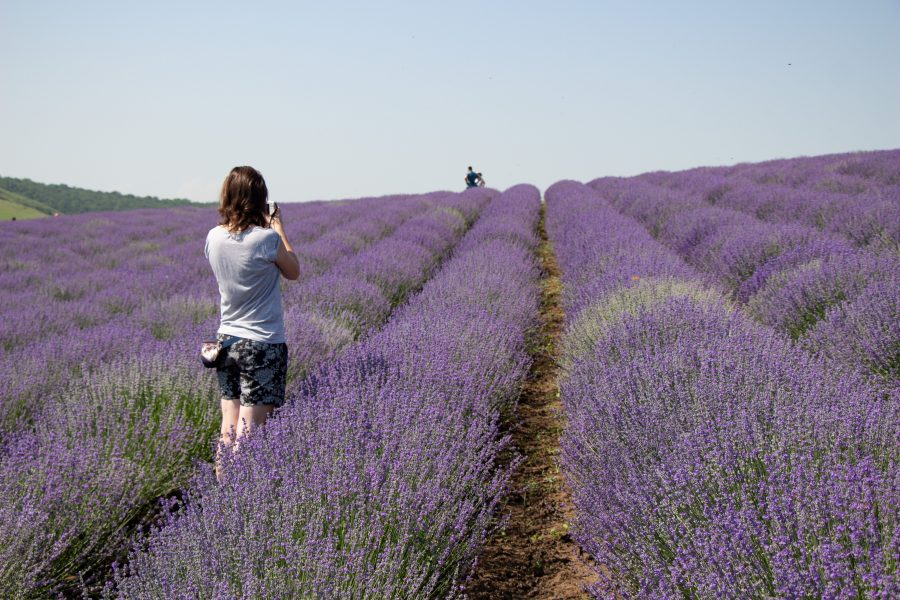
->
[0, 149, 897, 599]
[552, 150, 899, 597]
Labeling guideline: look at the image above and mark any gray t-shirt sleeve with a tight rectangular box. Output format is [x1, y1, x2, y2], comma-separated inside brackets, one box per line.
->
[260, 230, 279, 262]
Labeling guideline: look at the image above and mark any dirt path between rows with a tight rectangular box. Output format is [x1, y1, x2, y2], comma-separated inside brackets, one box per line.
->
[466, 203, 596, 599]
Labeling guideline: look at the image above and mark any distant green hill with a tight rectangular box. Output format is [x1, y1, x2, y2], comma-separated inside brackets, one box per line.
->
[0, 175, 196, 216]
[0, 195, 48, 220]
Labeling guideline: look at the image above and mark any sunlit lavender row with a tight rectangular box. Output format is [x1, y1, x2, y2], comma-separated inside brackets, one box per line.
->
[588, 159, 899, 383]
[628, 149, 900, 249]
[547, 181, 898, 597]
[0, 189, 490, 597]
[106, 185, 542, 599]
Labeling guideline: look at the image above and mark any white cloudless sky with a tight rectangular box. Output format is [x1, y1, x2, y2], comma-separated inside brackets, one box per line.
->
[2, 0, 899, 202]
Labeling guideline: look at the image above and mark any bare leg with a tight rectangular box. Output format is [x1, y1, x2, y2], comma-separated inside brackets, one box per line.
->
[216, 398, 241, 481]
[233, 404, 275, 452]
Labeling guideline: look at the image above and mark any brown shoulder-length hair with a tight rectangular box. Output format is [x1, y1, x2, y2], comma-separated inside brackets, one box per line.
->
[219, 166, 269, 231]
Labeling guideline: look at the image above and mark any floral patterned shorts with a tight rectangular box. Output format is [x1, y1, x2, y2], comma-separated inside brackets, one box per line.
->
[216, 336, 288, 407]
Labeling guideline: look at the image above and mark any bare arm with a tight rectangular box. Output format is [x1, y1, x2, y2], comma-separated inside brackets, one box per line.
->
[274, 238, 300, 280]
[269, 211, 300, 280]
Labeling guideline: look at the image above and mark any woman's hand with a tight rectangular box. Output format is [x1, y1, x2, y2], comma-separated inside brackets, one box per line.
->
[268, 204, 299, 280]
[268, 203, 284, 230]
[270, 208, 291, 243]
[270, 216, 286, 237]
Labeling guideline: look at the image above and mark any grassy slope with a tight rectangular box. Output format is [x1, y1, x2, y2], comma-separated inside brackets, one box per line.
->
[0, 186, 58, 214]
[0, 189, 50, 220]
[0, 198, 48, 220]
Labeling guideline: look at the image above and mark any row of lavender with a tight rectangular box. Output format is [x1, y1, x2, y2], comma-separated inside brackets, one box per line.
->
[587, 173, 898, 384]
[0, 194, 448, 431]
[547, 181, 897, 597]
[0, 198, 403, 352]
[632, 149, 900, 249]
[0, 190, 490, 597]
[105, 185, 543, 598]
[282, 192, 487, 381]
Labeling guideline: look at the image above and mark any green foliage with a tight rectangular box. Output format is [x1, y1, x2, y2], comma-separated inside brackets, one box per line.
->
[0, 186, 57, 214]
[0, 196, 47, 220]
[0, 175, 197, 215]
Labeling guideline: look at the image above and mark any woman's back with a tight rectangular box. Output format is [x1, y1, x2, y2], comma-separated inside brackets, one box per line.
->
[205, 225, 284, 343]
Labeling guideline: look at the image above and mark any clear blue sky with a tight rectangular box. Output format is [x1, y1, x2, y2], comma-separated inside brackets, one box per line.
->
[2, 0, 899, 202]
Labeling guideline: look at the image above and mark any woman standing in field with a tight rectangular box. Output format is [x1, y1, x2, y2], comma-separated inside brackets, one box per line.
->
[205, 166, 299, 478]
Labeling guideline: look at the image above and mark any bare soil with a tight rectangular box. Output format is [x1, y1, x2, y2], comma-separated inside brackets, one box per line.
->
[466, 203, 596, 599]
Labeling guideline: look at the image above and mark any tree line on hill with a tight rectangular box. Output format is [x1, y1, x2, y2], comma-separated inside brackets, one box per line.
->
[0, 175, 198, 215]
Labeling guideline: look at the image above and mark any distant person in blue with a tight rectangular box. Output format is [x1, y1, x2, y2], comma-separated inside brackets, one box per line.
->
[465, 166, 484, 189]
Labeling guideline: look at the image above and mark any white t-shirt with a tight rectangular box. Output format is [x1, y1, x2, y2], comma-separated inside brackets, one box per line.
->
[204, 226, 285, 343]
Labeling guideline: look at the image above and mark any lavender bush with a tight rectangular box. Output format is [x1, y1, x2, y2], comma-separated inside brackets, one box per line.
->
[106, 185, 542, 598]
[564, 300, 897, 598]
[0, 189, 491, 597]
[805, 279, 900, 382]
[628, 148, 900, 249]
[546, 181, 898, 598]
[590, 159, 900, 378]
[746, 250, 897, 339]
[543, 181, 706, 320]
[0, 352, 217, 596]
